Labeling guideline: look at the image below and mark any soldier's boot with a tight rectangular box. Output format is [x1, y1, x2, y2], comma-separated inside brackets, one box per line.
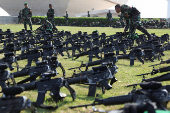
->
[29, 25, 32, 31]
[137, 26, 152, 41]
[24, 25, 27, 31]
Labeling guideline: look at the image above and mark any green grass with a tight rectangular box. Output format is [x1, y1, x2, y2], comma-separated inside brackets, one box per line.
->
[0, 24, 170, 113]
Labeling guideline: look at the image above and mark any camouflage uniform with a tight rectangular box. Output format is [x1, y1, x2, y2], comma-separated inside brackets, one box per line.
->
[47, 8, 57, 31]
[87, 13, 90, 17]
[22, 7, 32, 30]
[36, 18, 41, 25]
[65, 13, 69, 25]
[18, 10, 22, 24]
[106, 12, 112, 27]
[44, 20, 53, 31]
[120, 5, 151, 40]
[40, 20, 53, 31]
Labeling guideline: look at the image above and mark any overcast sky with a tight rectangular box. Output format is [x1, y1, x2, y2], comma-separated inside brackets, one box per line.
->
[126, 0, 168, 18]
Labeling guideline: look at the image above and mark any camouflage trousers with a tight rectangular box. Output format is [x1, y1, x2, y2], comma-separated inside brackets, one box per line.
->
[48, 18, 57, 31]
[128, 14, 150, 40]
[65, 19, 68, 26]
[107, 18, 112, 27]
[24, 19, 32, 30]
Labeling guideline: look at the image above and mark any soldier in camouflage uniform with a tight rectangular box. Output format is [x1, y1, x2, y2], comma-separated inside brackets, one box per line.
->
[47, 4, 57, 31]
[39, 19, 53, 31]
[18, 10, 22, 24]
[22, 3, 32, 30]
[87, 11, 90, 17]
[106, 10, 112, 27]
[115, 4, 151, 40]
[65, 11, 69, 26]
[43, 19, 53, 31]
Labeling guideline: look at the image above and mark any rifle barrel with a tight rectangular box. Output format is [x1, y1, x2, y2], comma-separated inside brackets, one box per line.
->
[135, 73, 151, 76]
[69, 103, 96, 109]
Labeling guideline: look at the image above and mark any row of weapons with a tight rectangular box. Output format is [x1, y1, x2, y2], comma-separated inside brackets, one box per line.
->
[1, 55, 170, 112]
[0, 28, 170, 70]
[0, 28, 169, 112]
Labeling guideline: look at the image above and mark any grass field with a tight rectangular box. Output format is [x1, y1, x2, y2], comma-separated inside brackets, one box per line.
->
[0, 24, 170, 113]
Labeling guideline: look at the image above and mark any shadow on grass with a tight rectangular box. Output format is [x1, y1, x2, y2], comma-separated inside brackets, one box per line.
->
[117, 63, 143, 67]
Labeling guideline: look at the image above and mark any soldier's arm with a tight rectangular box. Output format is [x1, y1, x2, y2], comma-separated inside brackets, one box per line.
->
[52, 9, 55, 14]
[21, 9, 24, 17]
[29, 9, 32, 17]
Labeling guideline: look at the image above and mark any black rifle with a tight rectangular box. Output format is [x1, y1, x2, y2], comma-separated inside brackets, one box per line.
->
[0, 86, 36, 113]
[117, 48, 144, 65]
[42, 45, 54, 60]
[82, 40, 94, 52]
[149, 59, 170, 67]
[71, 41, 82, 57]
[69, 52, 117, 71]
[92, 102, 157, 113]
[133, 41, 165, 61]
[74, 46, 101, 62]
[159, 34, 169, 43]
[12, 61, 51, 84]
[47, 56, 66, 77]
[69, 82, 170, 110]
[18, 72, 76, 109]
[115, 42, 127, 55]
[67, 65, 113, 96]
[0, 43, 15, 54]
[127, 72, 170, 87]
[0, 64, 16, 88]
[144, 73, 170, 82]
[0, 52, 19, 71]
[0, 29, 5, 43]
[17, 49, 42, 67]
[101, 44, 115, 54]
[54, 44, 65, 57]
[21, 42, 33, 54]
[143, 49, 155, 62]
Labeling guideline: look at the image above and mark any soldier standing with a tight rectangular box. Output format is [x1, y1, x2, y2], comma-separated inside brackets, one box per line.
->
[115, 4, 151, 40]
[22, 3, 32, 31]
[18, 10, 22, 24]
[87, 11, 90, 17]
[106, 10, 112, 27]
[65, 11, 68, 26]
[47, 4, 57, 31]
